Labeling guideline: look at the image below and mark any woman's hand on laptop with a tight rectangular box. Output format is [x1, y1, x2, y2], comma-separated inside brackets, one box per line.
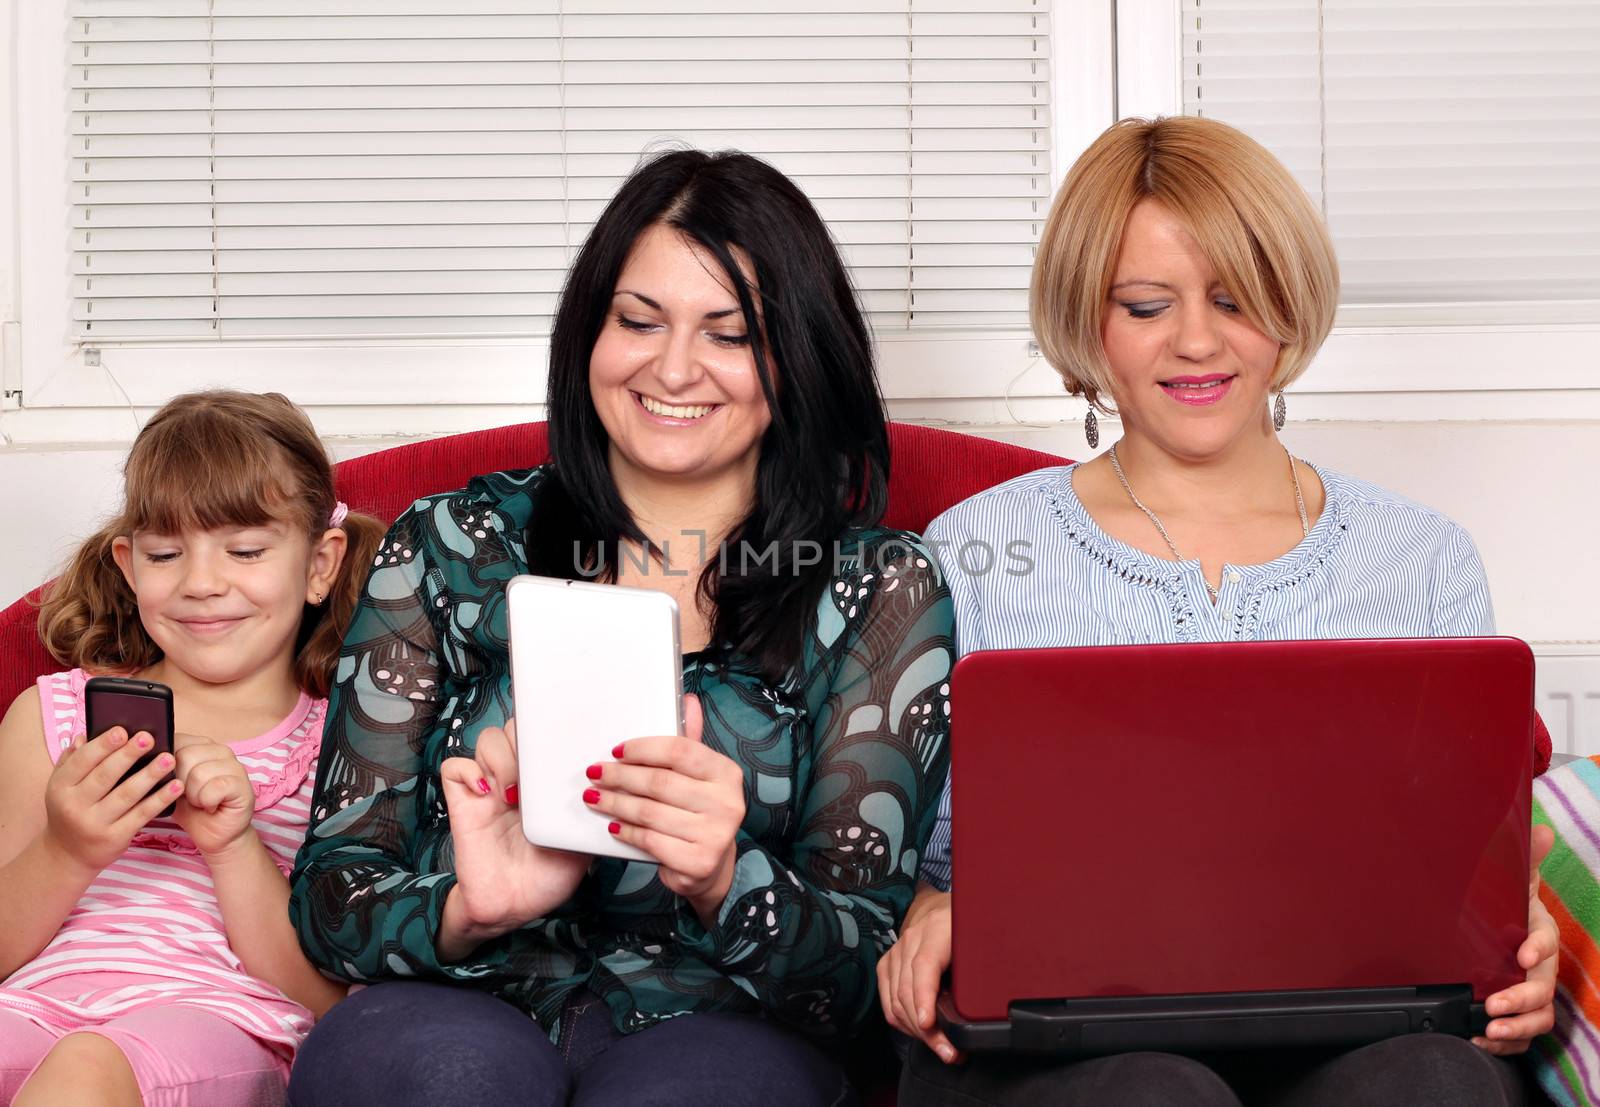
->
[879, 884, 962, 1063]
[1474, 823, 1558, 1055]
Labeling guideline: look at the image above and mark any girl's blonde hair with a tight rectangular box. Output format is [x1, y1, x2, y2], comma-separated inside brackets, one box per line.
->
[1030, 116, 1340, 412]
[38, 390, 385, 698]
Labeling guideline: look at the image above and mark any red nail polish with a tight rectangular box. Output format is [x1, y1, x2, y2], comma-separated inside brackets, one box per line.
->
[612, 743, 625, 759]
[585, 763, 602, 781]
[608, 821, 621, 835]
[582, 788, 600, 805]
[504, 784, 519, 806]
[476, 778, 491, 794]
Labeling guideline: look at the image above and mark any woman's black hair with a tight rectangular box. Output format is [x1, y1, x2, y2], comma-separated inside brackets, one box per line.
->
[530, 148, 889, 683]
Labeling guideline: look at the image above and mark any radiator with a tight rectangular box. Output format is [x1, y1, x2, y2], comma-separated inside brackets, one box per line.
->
[1536, 645, 1600, 758]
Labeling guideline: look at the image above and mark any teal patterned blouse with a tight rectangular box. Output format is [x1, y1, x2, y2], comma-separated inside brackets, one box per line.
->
[288, 466, 954, 1040]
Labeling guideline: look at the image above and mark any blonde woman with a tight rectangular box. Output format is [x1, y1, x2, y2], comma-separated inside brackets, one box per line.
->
[878, 117, 1556, 1106]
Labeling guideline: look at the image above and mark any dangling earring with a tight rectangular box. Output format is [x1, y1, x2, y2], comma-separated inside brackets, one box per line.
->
[1272, 392, 1287, 431]
[1084, 405, 1100, 450]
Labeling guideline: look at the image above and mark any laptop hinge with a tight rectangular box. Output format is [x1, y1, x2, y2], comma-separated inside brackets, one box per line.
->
[1008, 985, 1479, 1055]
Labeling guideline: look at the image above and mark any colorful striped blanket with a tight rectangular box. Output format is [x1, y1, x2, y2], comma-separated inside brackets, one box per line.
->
[1533, 756, 1600, 1105]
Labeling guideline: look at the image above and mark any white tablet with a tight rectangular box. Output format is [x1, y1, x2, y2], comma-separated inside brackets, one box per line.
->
[506, 574, 683, 862]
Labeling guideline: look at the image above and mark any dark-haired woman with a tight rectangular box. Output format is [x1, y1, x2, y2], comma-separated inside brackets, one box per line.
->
[286, 150, 954, 1107]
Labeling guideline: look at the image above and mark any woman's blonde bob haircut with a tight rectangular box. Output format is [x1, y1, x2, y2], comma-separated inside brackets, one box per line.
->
[1030, 116, 1339, 412]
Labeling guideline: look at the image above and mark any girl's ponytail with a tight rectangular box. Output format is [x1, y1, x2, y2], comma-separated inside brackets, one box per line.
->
[292, 510, 385, 699]
[38, 523, 159, 675]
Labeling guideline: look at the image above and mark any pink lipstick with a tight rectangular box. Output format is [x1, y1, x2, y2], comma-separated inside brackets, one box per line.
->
[1160, 374, 1235, 406]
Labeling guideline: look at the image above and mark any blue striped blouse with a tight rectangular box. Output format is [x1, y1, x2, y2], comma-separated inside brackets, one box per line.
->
[917, 461, 1496, 891]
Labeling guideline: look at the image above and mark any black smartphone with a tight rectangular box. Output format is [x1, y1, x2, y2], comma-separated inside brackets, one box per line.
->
[84, 676, 176, 818]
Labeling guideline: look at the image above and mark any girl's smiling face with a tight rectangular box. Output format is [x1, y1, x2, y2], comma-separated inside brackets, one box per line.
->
[112, 520, 341, 687]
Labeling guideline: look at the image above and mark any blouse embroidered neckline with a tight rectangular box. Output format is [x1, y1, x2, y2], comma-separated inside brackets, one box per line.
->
[1042, 461, 1351, 588]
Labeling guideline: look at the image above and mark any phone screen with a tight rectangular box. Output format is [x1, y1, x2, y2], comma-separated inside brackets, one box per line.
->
[90, 689, 169, 749]
[86, 681, 175, 815]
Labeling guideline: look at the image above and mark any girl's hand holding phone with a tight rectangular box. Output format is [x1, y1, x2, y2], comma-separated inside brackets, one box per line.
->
[43, 726, 184, 876]
[583, 696, 746, 927]
[437, 719, 592, 959]
[172, 734, 256, 858]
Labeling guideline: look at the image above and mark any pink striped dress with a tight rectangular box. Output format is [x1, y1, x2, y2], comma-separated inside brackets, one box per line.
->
[0, 669, 323, 1061]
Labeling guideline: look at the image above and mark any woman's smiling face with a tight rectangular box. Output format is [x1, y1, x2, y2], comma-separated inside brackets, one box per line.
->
[1100, 198, 1284, 461]
[589, 222, 773, 490]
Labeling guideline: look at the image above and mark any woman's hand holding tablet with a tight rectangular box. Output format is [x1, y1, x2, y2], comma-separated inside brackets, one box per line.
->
[582, 695, 747, 927]
[436, 719, 591, 962]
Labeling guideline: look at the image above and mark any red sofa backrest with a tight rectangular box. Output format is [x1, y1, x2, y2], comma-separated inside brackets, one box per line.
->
[0, 422, 1065, 708]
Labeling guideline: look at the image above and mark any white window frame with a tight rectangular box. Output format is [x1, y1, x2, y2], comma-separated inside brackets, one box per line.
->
[5, 0, 1596, 446]
[0, 0, 20, 417]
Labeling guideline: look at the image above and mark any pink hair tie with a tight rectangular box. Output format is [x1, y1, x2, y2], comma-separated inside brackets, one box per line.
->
[329, 501, 349, 529]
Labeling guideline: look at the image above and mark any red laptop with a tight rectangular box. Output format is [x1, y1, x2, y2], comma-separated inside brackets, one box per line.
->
[936, 637, 1534, 1055]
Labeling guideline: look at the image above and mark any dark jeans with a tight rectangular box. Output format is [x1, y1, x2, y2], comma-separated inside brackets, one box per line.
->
[287, 981, 857, 1107]
[900, 1035, 1534, 1107]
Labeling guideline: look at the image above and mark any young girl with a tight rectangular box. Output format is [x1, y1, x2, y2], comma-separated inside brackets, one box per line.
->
[0, 390, 383, 1107]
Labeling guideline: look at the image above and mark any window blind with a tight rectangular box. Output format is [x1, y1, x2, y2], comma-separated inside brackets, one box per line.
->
[70, 0, 1051, 341]
[1181, 0, 1600, 306]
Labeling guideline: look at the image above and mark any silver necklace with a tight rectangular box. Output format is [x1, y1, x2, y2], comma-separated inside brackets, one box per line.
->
[1107, 442, 1310, 604]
